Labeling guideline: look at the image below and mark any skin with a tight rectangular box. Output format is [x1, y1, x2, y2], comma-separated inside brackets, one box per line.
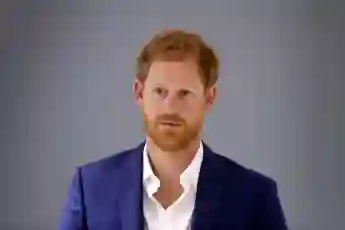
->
[133, 58, 217, 208]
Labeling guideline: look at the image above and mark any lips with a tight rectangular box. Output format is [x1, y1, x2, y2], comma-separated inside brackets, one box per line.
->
[160, 121, 182, 126]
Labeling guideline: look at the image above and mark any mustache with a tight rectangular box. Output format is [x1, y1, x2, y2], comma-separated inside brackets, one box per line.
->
[156, 114, 185, 123]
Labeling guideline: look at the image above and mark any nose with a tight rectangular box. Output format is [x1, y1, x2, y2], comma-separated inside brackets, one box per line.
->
[162, 93, 180, 113]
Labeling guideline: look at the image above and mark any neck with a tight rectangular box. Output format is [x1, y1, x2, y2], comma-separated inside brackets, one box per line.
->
[146, 137, 201, 183]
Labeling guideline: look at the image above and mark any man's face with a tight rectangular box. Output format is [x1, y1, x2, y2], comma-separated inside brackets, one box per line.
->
[134, 59, 216, 151]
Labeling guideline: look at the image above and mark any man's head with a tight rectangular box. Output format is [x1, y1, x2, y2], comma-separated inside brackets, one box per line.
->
[133, 29, 219, 152]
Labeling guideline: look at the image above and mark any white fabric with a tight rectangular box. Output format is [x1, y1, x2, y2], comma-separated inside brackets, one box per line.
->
[142, 141, 203, 230]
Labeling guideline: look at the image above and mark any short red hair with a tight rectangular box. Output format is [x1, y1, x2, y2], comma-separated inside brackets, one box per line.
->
[136, 29, 219, 88]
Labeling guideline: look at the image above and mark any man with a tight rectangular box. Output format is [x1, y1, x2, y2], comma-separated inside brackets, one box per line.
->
[59, 29, 288, 230]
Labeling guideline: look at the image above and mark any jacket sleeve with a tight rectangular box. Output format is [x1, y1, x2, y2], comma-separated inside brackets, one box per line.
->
[58, 167, 87, 230]
[252, 177, 289, 230]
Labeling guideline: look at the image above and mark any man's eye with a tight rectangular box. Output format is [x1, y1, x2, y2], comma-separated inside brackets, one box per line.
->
[179, 90, 190, 97]
[154, 87, 164, 95]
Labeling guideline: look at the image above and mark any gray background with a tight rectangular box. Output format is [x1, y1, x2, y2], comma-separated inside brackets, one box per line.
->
[1, 0, 344, 229]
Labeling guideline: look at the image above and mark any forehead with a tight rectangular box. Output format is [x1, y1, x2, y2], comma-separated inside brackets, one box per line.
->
[145, 60, 204, 90]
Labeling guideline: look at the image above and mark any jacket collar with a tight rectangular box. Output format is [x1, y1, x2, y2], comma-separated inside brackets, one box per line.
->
[117, 140, 228, 230]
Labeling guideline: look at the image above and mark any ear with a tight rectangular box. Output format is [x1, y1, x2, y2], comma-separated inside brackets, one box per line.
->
[205, 86, 217, 110]
[133, 79, 144, 105]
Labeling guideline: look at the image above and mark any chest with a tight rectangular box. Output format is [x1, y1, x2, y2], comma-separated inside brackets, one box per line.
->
[85, 189, 253, 230]
[143, 186, 196, 230]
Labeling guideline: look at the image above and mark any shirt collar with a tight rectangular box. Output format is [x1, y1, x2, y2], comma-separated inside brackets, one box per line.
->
[143, 141, 204, 197]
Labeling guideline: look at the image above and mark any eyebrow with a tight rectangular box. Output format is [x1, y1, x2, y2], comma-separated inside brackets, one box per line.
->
[154, 85, 192, 90]
[153, 84, 195, 91]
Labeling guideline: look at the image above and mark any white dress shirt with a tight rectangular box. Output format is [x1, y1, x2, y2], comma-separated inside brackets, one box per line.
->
[142, 141, 203, 230]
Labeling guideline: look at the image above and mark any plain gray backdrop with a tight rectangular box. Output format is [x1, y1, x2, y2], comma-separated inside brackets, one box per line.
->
[2, 0, 344, 229]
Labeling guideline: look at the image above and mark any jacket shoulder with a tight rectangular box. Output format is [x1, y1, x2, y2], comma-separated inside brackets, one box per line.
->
[77, 145, 140, 180]
[211, 151, 277, 189]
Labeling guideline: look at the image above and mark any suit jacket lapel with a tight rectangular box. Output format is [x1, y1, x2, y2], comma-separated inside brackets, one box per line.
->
[118, 142, 145, 230]
[116, 141, 239, 230]
[191, 143, 227, 230]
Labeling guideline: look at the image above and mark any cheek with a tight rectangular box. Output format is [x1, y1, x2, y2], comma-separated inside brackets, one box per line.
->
[183, 102, 205, 121]
[184, 99, 205, 111]
[142, 100, 159, 120]
[144, 96, 165, 115]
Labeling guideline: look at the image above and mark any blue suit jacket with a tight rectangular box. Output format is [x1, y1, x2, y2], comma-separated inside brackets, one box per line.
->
[59, 142, 288, 230]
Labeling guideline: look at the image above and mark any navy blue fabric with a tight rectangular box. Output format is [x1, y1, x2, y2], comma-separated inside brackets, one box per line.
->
[58, 141, 288, 230]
